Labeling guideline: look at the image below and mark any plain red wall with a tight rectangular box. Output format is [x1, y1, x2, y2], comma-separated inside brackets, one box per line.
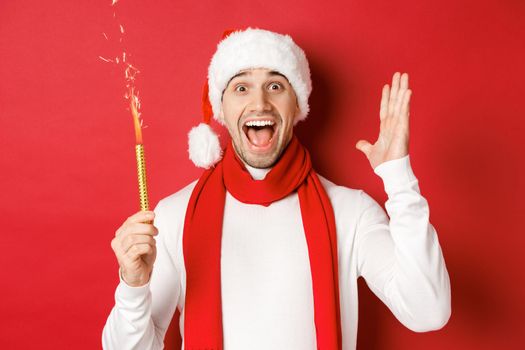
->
[1, 0, 524, 348]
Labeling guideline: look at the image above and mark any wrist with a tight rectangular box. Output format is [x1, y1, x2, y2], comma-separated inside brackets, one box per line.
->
[120, 268, 151, 287]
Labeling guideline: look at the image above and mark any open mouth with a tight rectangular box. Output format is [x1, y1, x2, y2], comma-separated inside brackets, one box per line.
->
[242, 118, 277, 150]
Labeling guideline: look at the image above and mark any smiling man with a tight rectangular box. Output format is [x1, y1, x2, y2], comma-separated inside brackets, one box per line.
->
[102, 28, 451, 350]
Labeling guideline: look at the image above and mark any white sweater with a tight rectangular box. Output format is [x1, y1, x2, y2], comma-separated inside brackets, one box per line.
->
[102, 155, 451, 350]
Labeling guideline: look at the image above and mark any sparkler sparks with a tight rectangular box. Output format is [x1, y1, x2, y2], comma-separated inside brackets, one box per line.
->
[129, 87, 143, 144]
[124, 62, 144, 144]
[99, 0, 146, 144]
[98, 55, 114, 63]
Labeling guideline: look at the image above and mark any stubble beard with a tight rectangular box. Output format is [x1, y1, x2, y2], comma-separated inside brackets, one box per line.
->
[232, 135, 284, 169]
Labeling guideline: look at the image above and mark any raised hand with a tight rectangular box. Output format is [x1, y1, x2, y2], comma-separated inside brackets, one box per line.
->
[356, 72, 412, 170]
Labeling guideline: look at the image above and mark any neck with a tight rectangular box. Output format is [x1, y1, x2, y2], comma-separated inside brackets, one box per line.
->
[231, 141, 273, 180]
[242, 161, 272, 180]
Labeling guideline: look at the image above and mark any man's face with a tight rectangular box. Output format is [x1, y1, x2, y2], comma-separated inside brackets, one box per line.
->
[219, 68, 299, 168]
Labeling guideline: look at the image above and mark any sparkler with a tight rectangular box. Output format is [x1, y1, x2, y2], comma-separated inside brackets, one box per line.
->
[100, 0, 150, 212]
[127, 66, 150, 212]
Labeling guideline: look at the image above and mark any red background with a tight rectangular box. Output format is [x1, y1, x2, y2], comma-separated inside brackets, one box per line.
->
[1, 0, 524, 349]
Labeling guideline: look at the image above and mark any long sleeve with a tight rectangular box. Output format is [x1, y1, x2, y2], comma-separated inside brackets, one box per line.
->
[102, 200, 182, 349]
[355, 155, 451, 332]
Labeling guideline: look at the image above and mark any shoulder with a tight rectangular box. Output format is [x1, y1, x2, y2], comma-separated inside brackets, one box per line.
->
[317, 174, 385, 223]
[153, 179, 199, 243]
[317, 174, 363, 209]
[155, 179, 199, 214]
[150, 180, 199, 268]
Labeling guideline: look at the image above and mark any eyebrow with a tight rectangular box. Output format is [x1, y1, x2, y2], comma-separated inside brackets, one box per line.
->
[226, 70, 289, 87]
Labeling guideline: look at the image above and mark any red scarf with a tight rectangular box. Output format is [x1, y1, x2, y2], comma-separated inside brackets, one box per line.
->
[182, 134, 342, 349]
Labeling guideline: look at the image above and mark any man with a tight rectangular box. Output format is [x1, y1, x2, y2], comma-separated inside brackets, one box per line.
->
[102, 27, 451, 350]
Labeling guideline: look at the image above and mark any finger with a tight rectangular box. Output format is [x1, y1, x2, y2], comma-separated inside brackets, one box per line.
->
[400, 89, 412, 125]
[393, 73, 409, 116]
[125, 243, 156, 261]
[400, 72, 409, 90]
[394, 88, 408, 118]
[355, 140, 373, 157]
[393, 73, 410, 117]
[388, 72, 401, 116]
[122, 234, 156, 254]
[117, 222, 159, 237]
[111, 232, 156, 257]
[379, 84, 389, 120]
[124, 211, 155, 225]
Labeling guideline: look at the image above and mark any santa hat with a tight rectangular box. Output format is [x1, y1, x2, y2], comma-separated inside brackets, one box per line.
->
[188, 27, 312, 169]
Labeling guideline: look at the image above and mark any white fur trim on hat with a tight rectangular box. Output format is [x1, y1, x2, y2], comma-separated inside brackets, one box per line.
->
[208, 27, 312, 126]
[188, 123, 222, 169]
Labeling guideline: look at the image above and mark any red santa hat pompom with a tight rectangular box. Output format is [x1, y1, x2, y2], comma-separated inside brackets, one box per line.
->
[187, 27, 312, 168]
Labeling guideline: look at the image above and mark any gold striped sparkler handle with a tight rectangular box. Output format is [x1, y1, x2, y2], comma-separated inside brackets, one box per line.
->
[135, 143, 150, 211]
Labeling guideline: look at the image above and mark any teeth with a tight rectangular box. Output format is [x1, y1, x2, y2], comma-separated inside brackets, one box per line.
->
[245, 120, 275, 127]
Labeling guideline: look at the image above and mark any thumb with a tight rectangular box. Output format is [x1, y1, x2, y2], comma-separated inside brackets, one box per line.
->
[355, 140, 373, 157]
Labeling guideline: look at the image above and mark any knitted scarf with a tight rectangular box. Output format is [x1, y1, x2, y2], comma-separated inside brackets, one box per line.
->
[182, 134, 342, 349]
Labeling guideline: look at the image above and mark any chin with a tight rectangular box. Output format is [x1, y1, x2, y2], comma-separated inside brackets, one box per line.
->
[236, 135, 288, 169]
[243, 154, 279, 169]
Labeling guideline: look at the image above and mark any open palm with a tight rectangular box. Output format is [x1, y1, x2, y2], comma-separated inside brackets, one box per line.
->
[356, 72, 412, 169]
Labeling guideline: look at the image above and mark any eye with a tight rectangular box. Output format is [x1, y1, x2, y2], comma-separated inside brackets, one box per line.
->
[234, 85, 247, 92]
[268, 82, 282, 91]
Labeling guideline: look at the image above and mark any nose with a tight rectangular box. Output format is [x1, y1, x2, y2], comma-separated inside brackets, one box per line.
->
[248, 88, 272, 114]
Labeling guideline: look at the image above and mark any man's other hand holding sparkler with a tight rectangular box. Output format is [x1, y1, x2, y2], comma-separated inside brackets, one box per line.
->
[111, 211, 157, 287]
